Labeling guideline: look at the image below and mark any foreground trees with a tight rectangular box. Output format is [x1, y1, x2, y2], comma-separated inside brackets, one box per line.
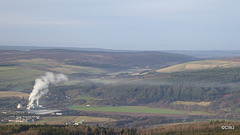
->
[1, 121, 239, 135]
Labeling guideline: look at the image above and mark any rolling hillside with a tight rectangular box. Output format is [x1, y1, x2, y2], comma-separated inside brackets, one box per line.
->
[0, 49, 197, 69]
[1, 49, 240, 123]
[89, 66, 240, 117]
[0, 49, 197, 92]
[156, 57, 240, 73]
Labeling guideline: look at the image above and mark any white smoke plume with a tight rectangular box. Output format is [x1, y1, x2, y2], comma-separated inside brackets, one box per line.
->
[27, 72, 68, 109]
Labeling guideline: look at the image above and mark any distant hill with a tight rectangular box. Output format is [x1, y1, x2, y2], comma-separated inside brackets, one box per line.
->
[0, 49, 198, 69]
[163, 50, 240, 58]
[0, 46, 132, 52]
[156, 56, 240, 73]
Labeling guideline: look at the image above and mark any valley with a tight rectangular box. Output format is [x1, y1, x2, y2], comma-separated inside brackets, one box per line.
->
[0, 49, 239, 132]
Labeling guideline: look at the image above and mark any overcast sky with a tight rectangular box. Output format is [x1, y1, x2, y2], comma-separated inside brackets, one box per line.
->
[0, 0, 239, 50]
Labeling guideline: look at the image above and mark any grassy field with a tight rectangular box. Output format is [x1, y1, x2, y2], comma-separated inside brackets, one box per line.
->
[33, 116, 77, 125]
[233, 108, 240, 112]
[156, 60, 240, 73]
[18, 58, 105, 75]
[17, 58, 59, 66]
[33, 116, 116, 125]
[50, 65, 105, 75]
[58, 80, 83, 86]
[0, 66, 44, 90]
[73, 116, 116, 123]
[88, 78, 122, 84]
[172, 101, 211, 106]
[74, 92, 103, 104]
[68, 105, 212, 115]
[0, 91, 29, 99]
[0, 58, 107, 91]
[188, 111, 213, 115]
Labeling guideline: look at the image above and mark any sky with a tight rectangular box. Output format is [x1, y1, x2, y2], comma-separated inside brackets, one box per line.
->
[0, 0, 239, 50]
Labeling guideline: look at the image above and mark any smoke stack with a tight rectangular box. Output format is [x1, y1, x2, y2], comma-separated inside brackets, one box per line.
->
[27, 72, 68, 110]
[37, 99, 39, 106]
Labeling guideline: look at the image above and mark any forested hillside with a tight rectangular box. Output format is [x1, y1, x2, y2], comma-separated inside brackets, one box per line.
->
[90, 67, 240, 113]
[1, 121, 240, 135]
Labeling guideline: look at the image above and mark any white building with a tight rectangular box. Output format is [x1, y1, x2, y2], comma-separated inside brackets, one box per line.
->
[17, 103, 23, 109]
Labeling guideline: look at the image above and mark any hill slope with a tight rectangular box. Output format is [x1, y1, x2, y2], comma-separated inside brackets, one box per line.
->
[0, 49, 197, 69]
[0, 49, 197, 91]
[89, 67, 240, 118]
[156, 57, 240, 73]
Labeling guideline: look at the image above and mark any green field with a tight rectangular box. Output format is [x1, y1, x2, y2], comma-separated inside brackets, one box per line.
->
[233, 108, 240, 112]
[88, 78, 122, 84]
[74, 94, 103, 104]
[18, 58, 105, 75]
[68, 105, 212, 115]
[0, 66, 44, 90]
[0, 58, 107, 91]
